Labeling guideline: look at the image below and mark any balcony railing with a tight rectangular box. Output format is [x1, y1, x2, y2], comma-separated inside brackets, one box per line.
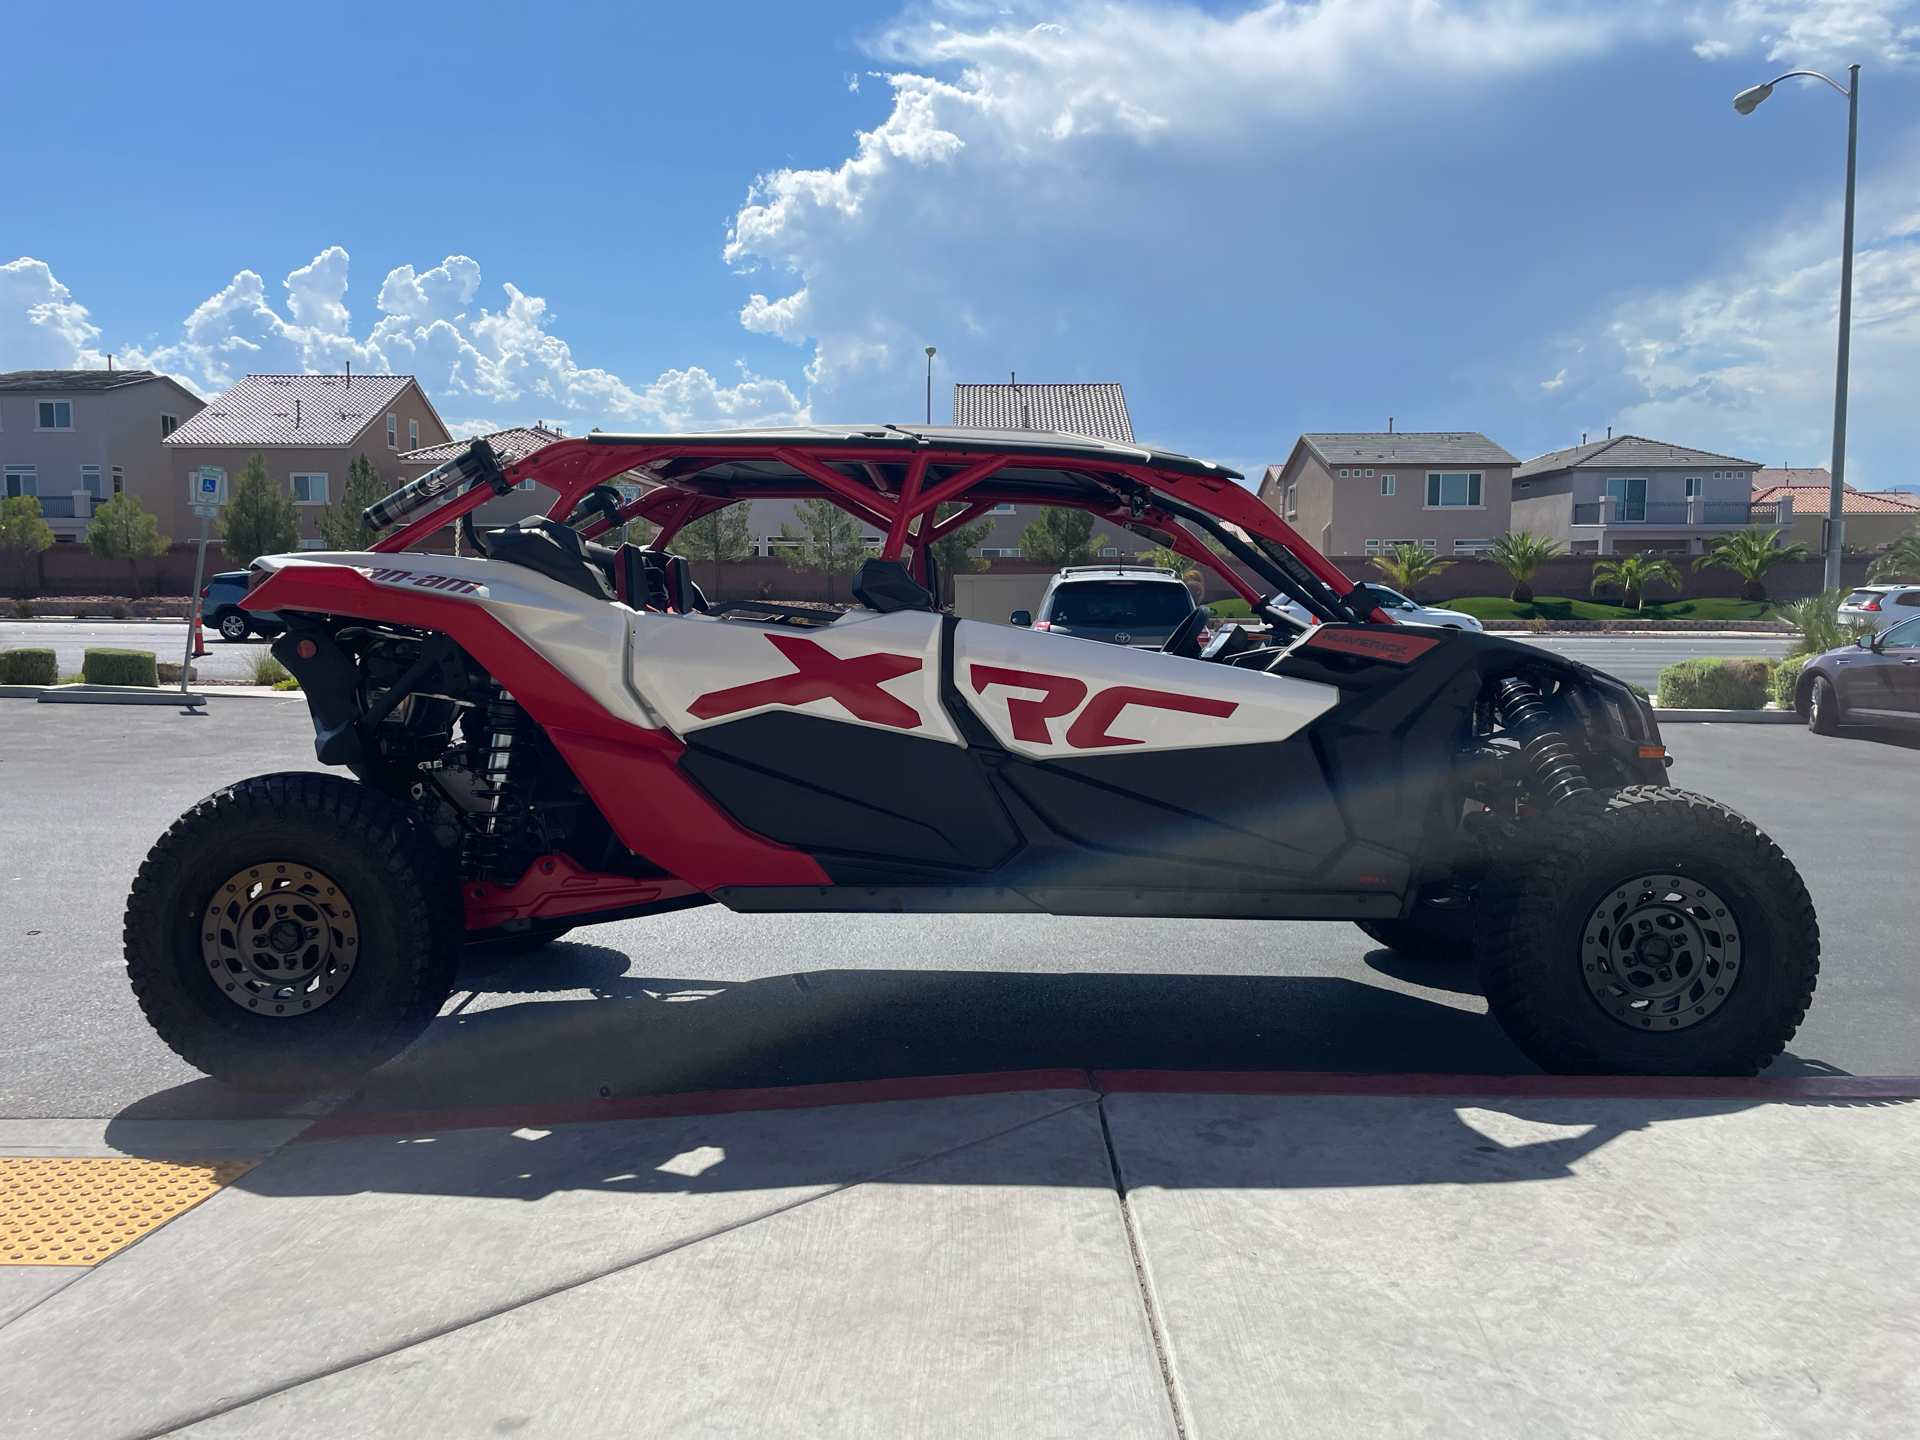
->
[1571, 499, 1789, 528]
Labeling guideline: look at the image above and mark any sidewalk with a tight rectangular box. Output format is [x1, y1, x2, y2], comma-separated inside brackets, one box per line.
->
[2, 1072, 1914, 1439]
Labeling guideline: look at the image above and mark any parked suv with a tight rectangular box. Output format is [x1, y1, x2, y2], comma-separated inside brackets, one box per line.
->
[202, 571, 282, 642]
[1352, 583, 1484, 632]
[1837, 585, 1920, 636]
[1013, 565, 1200, 648]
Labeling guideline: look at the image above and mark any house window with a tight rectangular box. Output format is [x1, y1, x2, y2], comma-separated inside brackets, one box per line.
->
[1604, 476, 1647, 522]
[979, 548, 1023, 558]
[300, 538, 328, 550]
[1421, 539, 1437, 552]
[1685, 477, 1703, 498]
[1099, 547, 1120, 558]
[160, 413, 180, 438]
[991, 504, 1016, 514]
[766, 535, 799, 550]
[1364, 539, 1381, 554]
[290, 473, 329, 504]
[516, 477, 539, 492]
[408, 419, 419, 449]
[110, 466, 124, 495]
[37, 401, 73, 429]
[386, 415, 397, 448]
[1425, 472, 1482, 507]
[1734, 471, 1745, 480]
[1364, 469, 1373, 478]
[4, 465, 36, 497]
[1285, 484, 1297, 518]
[1380, 474, 1395, 496]
[1382, 538, 1416, 552]
[81, 465, 105, 498]
[1454, 538, 1495, 555]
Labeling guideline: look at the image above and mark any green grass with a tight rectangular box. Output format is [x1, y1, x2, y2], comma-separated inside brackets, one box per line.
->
[1204, 598, 1254, 619]
[1435, 596, 1781, 622]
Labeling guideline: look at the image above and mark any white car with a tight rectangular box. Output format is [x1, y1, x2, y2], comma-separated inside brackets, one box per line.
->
[1838, 585, 1920, 636]
[1310, 583, 1483, 631]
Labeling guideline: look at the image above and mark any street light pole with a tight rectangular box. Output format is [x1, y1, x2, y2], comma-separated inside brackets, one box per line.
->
[924, 346, 937, 425]
[1733, 64, 1859, 592]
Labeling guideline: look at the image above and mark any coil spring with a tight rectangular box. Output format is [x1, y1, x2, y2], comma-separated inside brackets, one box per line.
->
[1495, 676, 1591, 806]
[462, 685, 531, 875]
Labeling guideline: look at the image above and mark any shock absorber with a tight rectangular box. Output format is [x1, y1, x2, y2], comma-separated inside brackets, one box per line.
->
[1495, 676, 1591, 806]
[463, 684, 532, 876]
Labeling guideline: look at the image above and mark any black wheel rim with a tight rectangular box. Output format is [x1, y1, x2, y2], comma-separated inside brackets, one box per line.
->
[201, 862, 360, 1016]
[1582, 874, 1742, 1032]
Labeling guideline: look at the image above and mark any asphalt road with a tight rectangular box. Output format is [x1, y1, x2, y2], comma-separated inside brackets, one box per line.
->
[1, 696, 1911, 1127]
[1512, 634, 1792, 691]
[0, 620, 270, 682]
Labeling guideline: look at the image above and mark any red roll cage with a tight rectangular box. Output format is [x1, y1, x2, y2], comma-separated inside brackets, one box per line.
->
[367, 427, 1373, 624]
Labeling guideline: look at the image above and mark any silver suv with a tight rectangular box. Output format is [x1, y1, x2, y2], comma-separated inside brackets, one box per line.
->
[1838, 584, 1920, 636]
[1012, 565, 1199, 648]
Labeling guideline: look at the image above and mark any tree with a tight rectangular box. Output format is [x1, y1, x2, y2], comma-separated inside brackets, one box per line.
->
[1019, 507, 1107, 568]
[1133, 543, 1203, 595]
[1866, 533, 1920, 584]
[85, 492, 171, 596]
[1484, 531, 1564, 604]
[316, 453, 391, 552]
[668, 501, 755, 593]
[1778, 589, 1856, 659]
[777, 498, 869, 601]
[1591, 553, 1682, 612]
[924, 502, 993, 602]
[1693, 527, 1808, 603]
[1371, 542, 1452, 600]
[0, 495, 56, 592]
[219, 452, 300, 566]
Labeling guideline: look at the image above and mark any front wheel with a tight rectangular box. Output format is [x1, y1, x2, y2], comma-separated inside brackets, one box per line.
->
[217, 611, 251, 642]
[1476, 787, 1817, 1076]
[124, 772, 462, 1091]
[1808, 674, 1840, 735]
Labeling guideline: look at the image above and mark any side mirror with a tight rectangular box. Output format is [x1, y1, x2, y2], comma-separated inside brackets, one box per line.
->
[1197, 604, 1213, 619]
[1869, 631, 1885, 653]
[1011, 610, 1032, 627]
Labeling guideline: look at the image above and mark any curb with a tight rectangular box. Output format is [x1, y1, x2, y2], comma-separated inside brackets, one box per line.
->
[20, 684, 208, 707]
[293, 1069, 1920, 1142]
[1653, 707, 1802, 724]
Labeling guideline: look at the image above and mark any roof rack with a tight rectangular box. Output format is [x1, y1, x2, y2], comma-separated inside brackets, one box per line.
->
[1057, 564, 1179, 577]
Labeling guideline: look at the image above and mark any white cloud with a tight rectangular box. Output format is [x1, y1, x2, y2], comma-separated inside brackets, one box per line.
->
[0, 257, 106, 370]
[1689, 1, 1920, 68]
[1541, 368, 1568, 390]
[10, 249, 807, 434]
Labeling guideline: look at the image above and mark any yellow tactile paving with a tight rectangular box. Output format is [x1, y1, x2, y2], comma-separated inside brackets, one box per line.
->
[1, 1157, 256, 1267]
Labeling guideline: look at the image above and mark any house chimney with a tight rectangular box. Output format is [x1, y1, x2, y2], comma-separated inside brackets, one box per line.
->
[1388, 416, 1393, 433]
[107, 353, 113, 372]
[1606, 426, 1612, 439]
[294, 398, 301, 427]
[346, 360, 351, 390]
[1582, 433, 1588, 445]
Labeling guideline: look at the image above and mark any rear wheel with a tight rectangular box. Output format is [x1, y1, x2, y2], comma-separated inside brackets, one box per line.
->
[217, 611, 251, 642]
[1477, 787, 1817, 1075]
[124, 772, 461, 1091]
[1807, 674, 1840, 735]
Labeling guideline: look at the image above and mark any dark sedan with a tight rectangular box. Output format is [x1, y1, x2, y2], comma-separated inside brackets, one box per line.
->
[1797, 614, 1920, 733]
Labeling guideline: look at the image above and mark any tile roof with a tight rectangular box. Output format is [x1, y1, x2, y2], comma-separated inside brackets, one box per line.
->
[1300, 432, 1517, 466]
[1513, 434, 1760, 479]
[400, 425, 567, 468]
[1751, 483, 1920, 516]
[0, 369, 171, 392]
[952, 383, 1133, 443]
[163, 373, 418, 448]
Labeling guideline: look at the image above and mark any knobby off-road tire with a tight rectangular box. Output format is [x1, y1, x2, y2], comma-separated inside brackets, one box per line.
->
[124, 772, 462, 1092]
[1356, 913, 1473, 964]
[1807, 674, 1841, 735]
[1477, 786, 1818, 1076]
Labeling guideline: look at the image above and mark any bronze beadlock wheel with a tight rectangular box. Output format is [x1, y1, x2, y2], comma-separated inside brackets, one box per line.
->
[201, 862, 360, 1016]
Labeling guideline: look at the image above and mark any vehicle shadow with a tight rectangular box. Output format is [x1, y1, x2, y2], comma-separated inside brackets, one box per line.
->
[1838, 723, 1920, 752]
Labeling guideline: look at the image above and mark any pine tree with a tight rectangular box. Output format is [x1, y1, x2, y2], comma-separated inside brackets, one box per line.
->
[1019, 507, 1107, 568]
[84, 492, 171, 596]
[0, 495, 57, 593]
[317, 453, 390, 552]
[669, 501, 755, 592]
[924, 502, 993, 601]
[777, 498, 869, 601]
[219, 452, 300, 566]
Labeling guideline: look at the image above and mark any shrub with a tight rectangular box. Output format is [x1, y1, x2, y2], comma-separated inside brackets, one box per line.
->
[272, 676, 303, 691]
[82, 648, 159, 687]
[249, 653, 292, 686]
[109, 600, 132, 619]
[8, 597, 34, 618]
[1770, 656, 1808, 711]
[1778, 589, 1856, 659]
[0, 648, 58, 686]
[1656, 656, 1771, 710]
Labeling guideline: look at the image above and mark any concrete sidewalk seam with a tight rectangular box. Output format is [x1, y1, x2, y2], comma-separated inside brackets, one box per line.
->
[1095, 1087, 1189, 1440]
[128, 1093, 1103, 1440]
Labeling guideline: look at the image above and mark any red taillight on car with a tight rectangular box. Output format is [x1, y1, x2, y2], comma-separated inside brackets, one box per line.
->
[1861, 600, 1880, 611]
[199, 585, 210, 599]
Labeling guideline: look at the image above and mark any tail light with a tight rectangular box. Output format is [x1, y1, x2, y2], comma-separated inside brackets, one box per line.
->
[1861, 599, 1881, 611]
[199, 584, 210, 599]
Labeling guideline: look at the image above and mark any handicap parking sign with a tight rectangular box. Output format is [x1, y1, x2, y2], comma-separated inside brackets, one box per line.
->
[192, 466, 228, 506]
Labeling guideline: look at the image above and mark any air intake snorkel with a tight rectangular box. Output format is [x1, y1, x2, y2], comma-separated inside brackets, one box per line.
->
[363, 438, 511, 532]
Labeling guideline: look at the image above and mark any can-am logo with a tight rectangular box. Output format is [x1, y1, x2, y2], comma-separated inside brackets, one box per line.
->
[367, 567, 485, 597]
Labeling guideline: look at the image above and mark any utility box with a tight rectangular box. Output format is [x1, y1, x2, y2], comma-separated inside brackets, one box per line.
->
[953, 571, 1051, 626]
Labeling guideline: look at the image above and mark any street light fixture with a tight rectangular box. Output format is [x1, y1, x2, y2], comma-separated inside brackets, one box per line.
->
[924, 346, 937, 425]
[1734, 65, 1859, 592]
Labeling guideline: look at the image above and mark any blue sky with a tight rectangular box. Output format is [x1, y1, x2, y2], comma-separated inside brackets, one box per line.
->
[3, 0, 1916, 488]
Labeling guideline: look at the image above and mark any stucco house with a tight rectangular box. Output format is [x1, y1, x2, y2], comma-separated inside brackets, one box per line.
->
[1750, 469, 1920, 554]
[1509, 435, 1780, 554]
[162, 373, 450, 546]
[1256, 432, 1520, 558]
[0, 369, 206, 542]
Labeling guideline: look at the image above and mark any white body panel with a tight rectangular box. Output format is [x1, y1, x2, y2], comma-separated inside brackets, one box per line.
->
[630, 608, 960, 745]
[953, 619, 1338, 759]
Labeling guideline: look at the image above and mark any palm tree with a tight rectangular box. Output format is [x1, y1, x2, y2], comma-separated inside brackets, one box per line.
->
[1591, 554, 1682, 612]
[1866, 533, 1920, 584]
[1484, 531, 1564, 604]
[1371, 542, 1452, 600]
[1693, 527, 1809, 603]
[1777, 589, 1857, 660]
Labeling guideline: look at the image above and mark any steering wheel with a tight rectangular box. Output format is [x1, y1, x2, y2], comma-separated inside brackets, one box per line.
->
[1161, 607, 1210, 659]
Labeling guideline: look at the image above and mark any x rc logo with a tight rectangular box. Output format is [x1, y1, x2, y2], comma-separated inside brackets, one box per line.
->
[969, 665, 1237, 749]
[688, 635, 925, 728]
